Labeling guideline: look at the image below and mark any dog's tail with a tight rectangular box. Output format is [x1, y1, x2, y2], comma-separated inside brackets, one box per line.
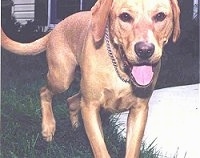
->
[1, 28, 50, 55]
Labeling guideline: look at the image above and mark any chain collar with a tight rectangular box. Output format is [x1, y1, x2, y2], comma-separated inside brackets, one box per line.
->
[104, 25, 131, 84]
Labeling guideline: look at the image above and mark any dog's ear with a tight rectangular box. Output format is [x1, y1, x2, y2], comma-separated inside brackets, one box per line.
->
[91, 0, 113, 42]
[171, 0, 180, 42]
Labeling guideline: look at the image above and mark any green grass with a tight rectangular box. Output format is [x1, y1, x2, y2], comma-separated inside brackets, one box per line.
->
[1, 80, 162, 158]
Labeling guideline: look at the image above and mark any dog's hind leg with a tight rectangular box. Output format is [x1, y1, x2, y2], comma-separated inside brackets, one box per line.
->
[40, 46, 77, 141]
[67, 92, 81, 129]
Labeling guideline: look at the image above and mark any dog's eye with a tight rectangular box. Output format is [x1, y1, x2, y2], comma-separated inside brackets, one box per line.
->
[154, 12, 166, 22]
[119, 12, 133, 22]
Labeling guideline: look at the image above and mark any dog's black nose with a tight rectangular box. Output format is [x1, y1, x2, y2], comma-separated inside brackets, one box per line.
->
[134, 42, 155, 59]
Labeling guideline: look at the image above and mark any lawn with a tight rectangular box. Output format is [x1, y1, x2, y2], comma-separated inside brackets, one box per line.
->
[1, 39, 199, 158]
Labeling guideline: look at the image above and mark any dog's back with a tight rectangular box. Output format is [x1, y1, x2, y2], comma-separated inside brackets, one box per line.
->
[51, 11, 92, 56]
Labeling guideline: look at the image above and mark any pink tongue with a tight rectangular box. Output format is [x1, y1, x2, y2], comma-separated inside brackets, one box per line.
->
[132, 65, 153, 86]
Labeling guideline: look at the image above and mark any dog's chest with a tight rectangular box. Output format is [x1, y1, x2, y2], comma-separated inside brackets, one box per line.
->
[100, 82, 137, 113]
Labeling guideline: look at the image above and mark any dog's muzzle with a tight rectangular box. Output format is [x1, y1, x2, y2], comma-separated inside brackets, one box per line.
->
[122, 49, 160, 98]
[120, 47, 156, 88]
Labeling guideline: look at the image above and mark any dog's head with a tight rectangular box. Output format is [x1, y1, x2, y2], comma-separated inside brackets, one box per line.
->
[91, 0, 180, 88]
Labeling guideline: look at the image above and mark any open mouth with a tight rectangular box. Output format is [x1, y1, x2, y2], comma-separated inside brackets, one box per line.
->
[120, 48, 157, 88]
[124, 62, 159, 98]
[128, 64, 155, 88]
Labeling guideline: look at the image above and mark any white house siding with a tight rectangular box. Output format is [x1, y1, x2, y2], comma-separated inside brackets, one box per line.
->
[12, 0, 35, 24]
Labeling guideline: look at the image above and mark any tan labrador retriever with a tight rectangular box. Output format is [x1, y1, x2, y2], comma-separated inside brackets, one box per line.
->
[1, 0, 180, 157]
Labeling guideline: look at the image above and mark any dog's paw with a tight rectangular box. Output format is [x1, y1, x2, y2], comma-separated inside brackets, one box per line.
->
[42, 120, 56, 142]
[70, 115, 80, 130]
[72, 121, 80, 130]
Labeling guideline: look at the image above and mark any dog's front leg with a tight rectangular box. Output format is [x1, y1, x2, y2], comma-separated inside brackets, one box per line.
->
[125, 102, 149, 158]
[81, 101, 110, 158]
